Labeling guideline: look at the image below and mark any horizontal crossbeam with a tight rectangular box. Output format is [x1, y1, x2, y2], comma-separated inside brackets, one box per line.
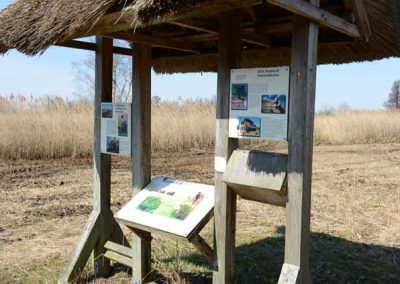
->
[267, 0, 360, 37]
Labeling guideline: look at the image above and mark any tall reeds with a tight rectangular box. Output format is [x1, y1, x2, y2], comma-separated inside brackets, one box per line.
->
[0, 95, 399, 160]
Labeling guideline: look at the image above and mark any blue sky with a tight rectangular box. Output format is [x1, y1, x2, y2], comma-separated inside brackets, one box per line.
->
[1, 0, 399, 110]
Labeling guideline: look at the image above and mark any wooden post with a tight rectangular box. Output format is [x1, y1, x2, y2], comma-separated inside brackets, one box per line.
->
[281, 0, 320, 283]
[92, 35, 113, 278]
[131, 43, 152, 284]
[58, 36, 114, 283]
[213, 10, 242, 284]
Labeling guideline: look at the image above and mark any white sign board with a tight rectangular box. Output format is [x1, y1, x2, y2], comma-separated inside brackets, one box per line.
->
[115, 177, 214, 238]
[101, 103, 131, 157]
[229, 67, 290, 141]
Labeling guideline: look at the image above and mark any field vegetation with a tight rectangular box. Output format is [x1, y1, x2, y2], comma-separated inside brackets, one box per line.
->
[0, 95, 399, 283]
[0, 95, 400, 160]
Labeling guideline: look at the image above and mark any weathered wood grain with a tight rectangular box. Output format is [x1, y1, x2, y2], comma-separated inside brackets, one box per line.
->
[213, 9, 242, 284]
[58, 211, 101, 284]
[222, 150, 287, 206]
[92, 36, 113, 278]
[281, 0, 320, 282]
[268, 0, 360, 37]
[131, 43, 153, 284]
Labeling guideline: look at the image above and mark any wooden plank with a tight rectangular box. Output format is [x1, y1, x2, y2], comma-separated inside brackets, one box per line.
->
[267, 0, 360, 37]
[189, 234, 214, 263]
[343, 0, 371, 40]
[104, 241, 133, 258]
[213, 9, 242, 284]
[131, 43, 152, 284]
[222, 150, 287, 206]
[280, 0, 319, 283]
[104, 250, 132, 268]
[92, 36, 113, 278]
[278, 263, 300, 284]
[108, 32, 202, 54]
[58, 211, 101, 284]
[121, 220, 185, 241]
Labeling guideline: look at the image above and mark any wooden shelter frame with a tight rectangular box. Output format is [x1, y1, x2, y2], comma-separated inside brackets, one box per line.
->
[37, 1, 371, 283]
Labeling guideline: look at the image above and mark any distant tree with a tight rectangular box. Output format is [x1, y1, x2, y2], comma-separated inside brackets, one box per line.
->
[72, 39, 132, 102]
[339, 102, 351, 111]
[383, 80, 400, 109]
[152, 96, 162, 104]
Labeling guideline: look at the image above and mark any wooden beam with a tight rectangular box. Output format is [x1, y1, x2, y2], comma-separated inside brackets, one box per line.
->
[92, 36, 114, 278]
[169, 21, 218, 35]
[108, 31, 202, 54]
[131, 43, 152, 284]
[213, 9, 242, 284]
[280, 0, 319, 283]
[343, 0, 371, 40]
[56, 40, 133, 56]
[246, 6, 258, 22]
[242, 31, 271, 48]
[169, 21, 270, 48]
[267, 0, 360, 37]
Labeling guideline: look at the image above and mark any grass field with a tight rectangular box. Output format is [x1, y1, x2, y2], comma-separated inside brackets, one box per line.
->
[1, 96, 400, 160]
[0, 96, 399, 283]
[0, 143, 399, 283]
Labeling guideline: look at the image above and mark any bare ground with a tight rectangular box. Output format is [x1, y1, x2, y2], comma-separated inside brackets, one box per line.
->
[0, 144, 399, 283]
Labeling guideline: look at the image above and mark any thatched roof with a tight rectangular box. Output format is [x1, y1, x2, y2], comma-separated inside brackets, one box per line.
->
[0, 0, 399, 73]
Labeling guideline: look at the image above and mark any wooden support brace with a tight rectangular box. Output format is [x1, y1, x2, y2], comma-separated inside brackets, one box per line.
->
[189, 234, 214, 263]
[343, 0, 371, 41]
[267, 0, 360, 37]
[58, 211, 101, 284]
[213, 9, 242, 284]
[280, 0, 319, 283]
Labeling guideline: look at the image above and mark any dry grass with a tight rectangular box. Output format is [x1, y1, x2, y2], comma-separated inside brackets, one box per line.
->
[1, 96, 400, 160]
[315, 109, 400, 145]
[0, 144, 399, 283]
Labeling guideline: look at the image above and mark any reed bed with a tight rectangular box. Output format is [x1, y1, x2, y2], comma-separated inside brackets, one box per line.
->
[0, 96, 399, 160]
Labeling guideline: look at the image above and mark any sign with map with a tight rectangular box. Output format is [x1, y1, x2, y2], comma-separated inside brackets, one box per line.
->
[115, 177, 214, 237]
[229, 67, 290, 141]
[101, 103, 131, 157]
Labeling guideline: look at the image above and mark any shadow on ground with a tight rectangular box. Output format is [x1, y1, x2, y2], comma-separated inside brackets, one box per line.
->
[83, 226, 399, 283]
[164, 226, 400, 284]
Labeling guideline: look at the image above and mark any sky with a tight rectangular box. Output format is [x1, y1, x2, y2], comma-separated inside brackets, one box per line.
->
[1, 0, 399, 110]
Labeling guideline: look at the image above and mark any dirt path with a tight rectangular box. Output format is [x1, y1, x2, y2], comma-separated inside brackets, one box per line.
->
[0, 144, 399, 283]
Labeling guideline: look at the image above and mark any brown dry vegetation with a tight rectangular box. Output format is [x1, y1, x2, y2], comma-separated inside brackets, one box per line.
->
[1, 96, 400, 160]
[0, 143, 399, 283]
[0, 97, 399, 283]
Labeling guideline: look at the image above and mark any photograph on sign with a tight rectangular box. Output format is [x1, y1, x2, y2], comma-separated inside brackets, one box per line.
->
[261, 94, 286, 114]
[237, 116, 261, 137]
[115, 177, 214, 237]
[229, 67, 290, 141]
[101, 103, 131, 156]
[231, 83, 248, 110]
[101, 103, 113, 118]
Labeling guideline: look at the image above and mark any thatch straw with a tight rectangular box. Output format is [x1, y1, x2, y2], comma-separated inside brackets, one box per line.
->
[0, 0, 208, 55]
[0, 0, 398, 72]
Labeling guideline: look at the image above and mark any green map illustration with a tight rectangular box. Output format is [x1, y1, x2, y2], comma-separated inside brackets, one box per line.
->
[137, 193, 203, 220]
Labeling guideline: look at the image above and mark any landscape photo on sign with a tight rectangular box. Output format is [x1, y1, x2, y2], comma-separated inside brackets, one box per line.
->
[118, 113, 128, 137]
[237, 116, 261, 137]
[106, 136, 119, 154]
[261, 94, 286, 114]
[231, 83, 248, 110]
[137, 190, 204, 221]
[101, 103, 113, 118]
